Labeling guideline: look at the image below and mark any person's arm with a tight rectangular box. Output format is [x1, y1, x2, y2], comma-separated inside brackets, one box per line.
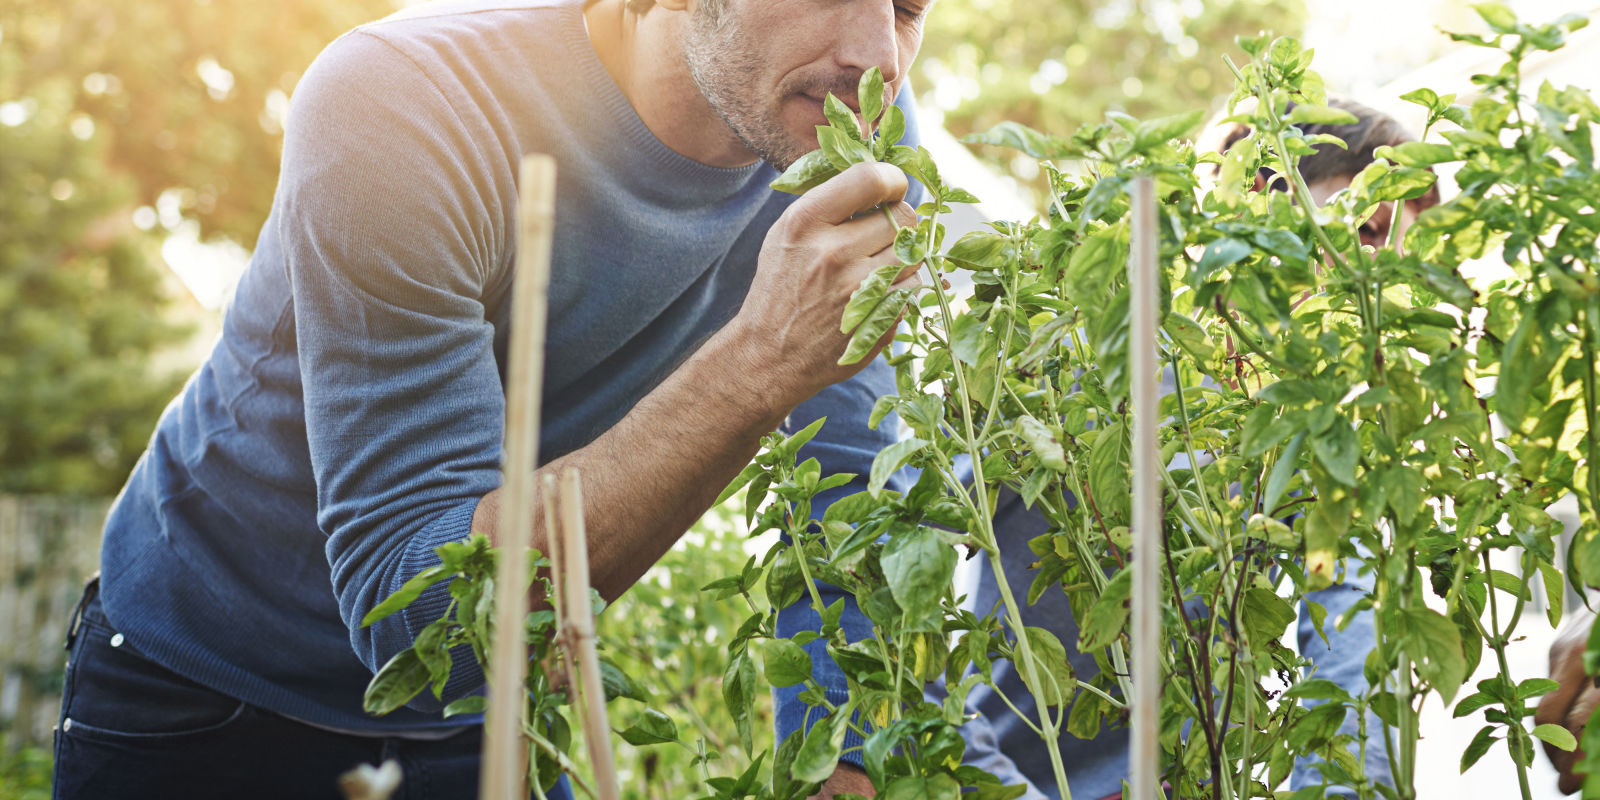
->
[283, 32, 917, 709]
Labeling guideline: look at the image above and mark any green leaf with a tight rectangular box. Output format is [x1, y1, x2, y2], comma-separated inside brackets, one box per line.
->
[963, 120, 1074, 159]
[778, 416, 828, 460]
[824, 93, 862, 141]
[791, 700, 856, 784]
[763, 639, 814, 688]
[1282, 679, 1351, 703]
[1263, 431, 1306, 513]
[1079, 568, 1133, 651]
[1018, 315, 1074, 369]
[840, 263, 900, 334]
[869, 437, 927, 497]
[1015, 415, 1068, 472]
[1134, 109, 1205, 148]
[442, 695, 486, 717]
[906, 630, 949, 682]
[947, 231, 1009, 270]
[1374, 141, 1458, 167]
[858, 66, 885, 125]
[771, 149, 841, 195]
[1195, 238, 1253, 283]
[765, 546, 805, 610]
[363, 647, 431, 716]
[1087, 422, 1131, 520]
[363, 565, 452, 626]
[1534, 723, 1578, 752]
[724, 650, 757, 752]
[1540, 561, 1565, 628]
[413, 618, 451, 695]
[817, 125, 874, 170]
[1241, 405, 1295, 459]
[1286, 104, 1360, 126]
[1241, 588, 1296, 646]
[1398, 607, 1468, 703]
[875, 103, 906, 158]
[1472, 2, 1518, 33]
[1311, 421, 1360, 487]
[1019, 627, 1076, 706]
[620, 708, 679, 746]
[882, 774, 961, 800]
[1461, 725, 1499, 772]
[880, 525, 956, 632]
[599, 660, 642, 701]
[893, 226, 927, 266]
[716, 462, 765, 506]
[1400, 88, 1443, 111]
[839, 289, 909, 366]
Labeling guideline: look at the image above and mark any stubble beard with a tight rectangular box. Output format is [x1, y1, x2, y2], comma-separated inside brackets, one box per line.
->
[682, 7, 811, 172]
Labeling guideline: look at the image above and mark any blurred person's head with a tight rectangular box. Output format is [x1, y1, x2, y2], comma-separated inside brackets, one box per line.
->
[1212, 97, 1441, 250]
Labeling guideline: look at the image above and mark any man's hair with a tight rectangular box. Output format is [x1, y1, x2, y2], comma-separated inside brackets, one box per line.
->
[1219, 97, 1416, 190]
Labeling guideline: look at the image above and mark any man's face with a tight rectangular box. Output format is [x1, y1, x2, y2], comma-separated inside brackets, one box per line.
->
[682, 0, 932, 171]
[1307, 175, 1425, 252]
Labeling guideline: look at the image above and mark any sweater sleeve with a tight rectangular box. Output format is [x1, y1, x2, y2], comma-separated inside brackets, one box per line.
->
[276, 30, 511, 709]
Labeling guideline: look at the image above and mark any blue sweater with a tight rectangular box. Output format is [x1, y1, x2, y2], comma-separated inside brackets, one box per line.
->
[98, 0, 912, 734]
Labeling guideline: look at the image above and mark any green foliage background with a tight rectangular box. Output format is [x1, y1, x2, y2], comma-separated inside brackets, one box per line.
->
[917, 0, 1306, 181]
[0, 0, 402, 494]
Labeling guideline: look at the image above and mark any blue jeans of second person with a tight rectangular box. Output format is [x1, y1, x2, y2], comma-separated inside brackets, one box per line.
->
[52, 578, 570, 800]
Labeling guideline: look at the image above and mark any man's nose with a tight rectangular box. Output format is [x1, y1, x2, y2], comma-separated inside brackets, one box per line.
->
[834, 1, 902, 88]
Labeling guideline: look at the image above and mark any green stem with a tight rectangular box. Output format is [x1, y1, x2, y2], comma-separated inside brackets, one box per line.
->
[919, 215, 1075, 800]
[1482, 549, 1536, 800]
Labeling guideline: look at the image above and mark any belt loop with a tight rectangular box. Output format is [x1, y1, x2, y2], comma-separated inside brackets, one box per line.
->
[64, 571, 101, 652]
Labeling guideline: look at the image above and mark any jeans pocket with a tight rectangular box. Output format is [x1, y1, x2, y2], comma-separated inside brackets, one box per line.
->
[59, 598, 249, 742]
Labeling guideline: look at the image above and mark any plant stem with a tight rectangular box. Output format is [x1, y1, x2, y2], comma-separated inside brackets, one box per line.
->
[918, 213, 1075, 800]
[1482, 548, 1536, 800]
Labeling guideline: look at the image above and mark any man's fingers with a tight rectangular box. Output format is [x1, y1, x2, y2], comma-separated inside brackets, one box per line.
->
[793, 162, 909, 226]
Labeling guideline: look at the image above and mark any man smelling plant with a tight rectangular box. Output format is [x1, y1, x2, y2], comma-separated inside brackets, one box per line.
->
[52, 1, 933, 798]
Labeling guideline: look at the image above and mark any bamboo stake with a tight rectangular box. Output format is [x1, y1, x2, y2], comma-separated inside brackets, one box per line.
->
[1129, 176, 1162, 800]
[550, 469, 620, 800]
[481, 154, 556, 800]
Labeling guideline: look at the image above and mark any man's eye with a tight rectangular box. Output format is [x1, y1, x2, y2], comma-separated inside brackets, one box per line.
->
[895, 4, 925, 21]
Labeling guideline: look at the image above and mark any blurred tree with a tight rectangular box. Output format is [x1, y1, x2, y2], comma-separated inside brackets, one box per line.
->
[9, 0, 402, 248]
[0, 0, 398, 494]
[915, 0, 1307, 180]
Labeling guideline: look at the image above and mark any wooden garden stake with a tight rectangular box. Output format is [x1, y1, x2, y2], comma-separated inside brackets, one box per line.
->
[481, 154, 556, 800]
[547, 468, 620, 800]
[1128, 176, 1162, 800]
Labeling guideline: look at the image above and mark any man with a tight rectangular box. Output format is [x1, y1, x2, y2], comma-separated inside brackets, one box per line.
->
[53, 1, 932, 797]
[789, 98, 1434, 800]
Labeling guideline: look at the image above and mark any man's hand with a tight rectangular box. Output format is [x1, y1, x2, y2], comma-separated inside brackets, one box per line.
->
[1536, 607, 1600, 794]
[734, 161, 921, 408]
[808, 763, 875, 800]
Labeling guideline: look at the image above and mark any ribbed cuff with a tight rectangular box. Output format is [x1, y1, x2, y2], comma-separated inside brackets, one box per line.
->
[775, 685, 869, 770]
[397, 498, 485, 705]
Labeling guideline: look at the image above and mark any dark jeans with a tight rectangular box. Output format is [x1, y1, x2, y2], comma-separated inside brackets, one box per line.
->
[52, 579, 570, 800]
